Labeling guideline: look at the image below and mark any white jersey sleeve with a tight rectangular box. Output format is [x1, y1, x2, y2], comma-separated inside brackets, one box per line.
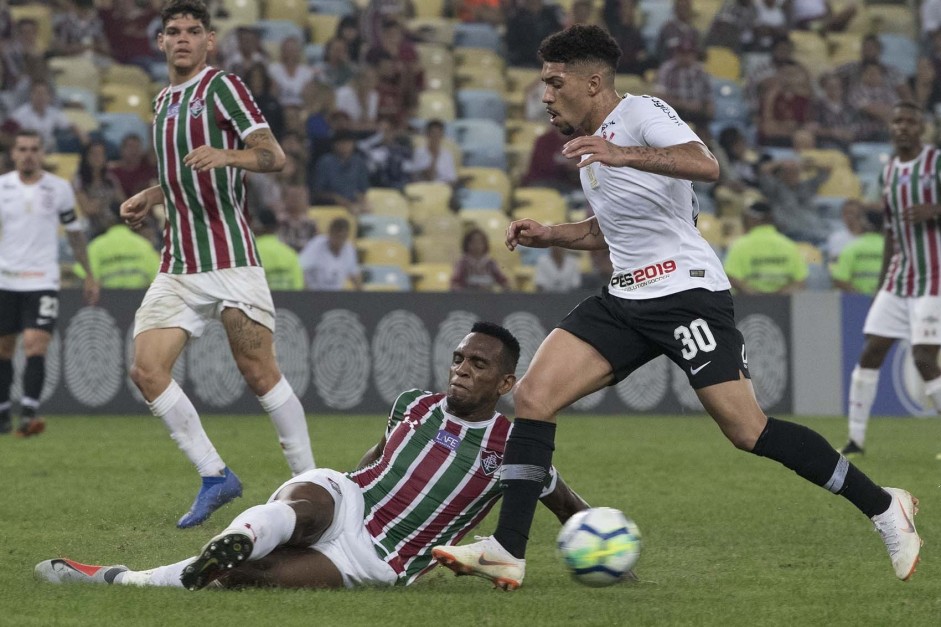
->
[578, 96, 730, 300]
[57, 179, 81, 232]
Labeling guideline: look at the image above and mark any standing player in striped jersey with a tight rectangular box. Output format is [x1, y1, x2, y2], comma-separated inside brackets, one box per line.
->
[0, 130, 99, 437]
[432, 26, 920, 590]
[840, 102, 941, 457]
[119, 0, 315, 529]
[35, 323, 592, 590]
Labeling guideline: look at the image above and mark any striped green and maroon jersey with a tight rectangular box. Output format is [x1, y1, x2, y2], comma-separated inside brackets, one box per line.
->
[347, 390, 513, 585]
[880, 145, 941, 296]
[152, 66, 268, 274]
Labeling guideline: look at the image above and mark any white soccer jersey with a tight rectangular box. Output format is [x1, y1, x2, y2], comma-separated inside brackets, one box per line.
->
[579, 95, 730, 300]
[0, 170, 80, 291]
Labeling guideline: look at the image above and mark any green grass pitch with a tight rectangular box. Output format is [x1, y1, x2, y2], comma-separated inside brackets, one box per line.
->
[2, 413, 939, 626]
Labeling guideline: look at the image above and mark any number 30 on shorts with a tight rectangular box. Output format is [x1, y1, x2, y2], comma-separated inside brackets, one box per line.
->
[673, 319, 717, 360]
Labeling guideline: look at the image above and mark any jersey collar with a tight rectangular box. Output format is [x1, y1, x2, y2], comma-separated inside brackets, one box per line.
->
[170, 66, 212, 93]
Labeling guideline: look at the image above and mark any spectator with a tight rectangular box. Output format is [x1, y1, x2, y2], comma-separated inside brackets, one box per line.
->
[253, 209, 304, 291]
[73, 202, 159, 289]
[298, 217, 362, 291]
[521, 126, 581, 193]
[716, 126, 759, 190]
[11, 82, 82, 154]
[723, 201, 808, 294]
[454, 0, 504, 28]
[361, 0, 415, 50]
[2, 18, 45, 90]
[450, 228, 510, 292]
[73, 140, 126, 241]
[835, 34, 911, 101]
[705, 0, 758, 53]
[277, 184, 318, 252]
[534, 246, 582, 292]
[269, 37, 316, 109]
[745, 36, 808, 114]
[656, 0, 700, 62]
[335, 66, 380, 133]
[654, 41, 714, 127]
[922, 0, 941, 43]
[312, 131, 370, 214]
[110, 134, 157, 198]
[567, 0, 601, 27]
[245, 170, 284, 222]
[789, 0, 857, 34]
[409, 119, 458, 184]
[814, 73, 858, 152]
[758, 158, 831, 244]
[336, 15, 365, 64]
[224, 26, 268, 76]
[752, 0, 789, 42]
[830, 211, 885, 295]
[825, 198, 864, 263]
[278, 131, 310, 188]
[243, 63, 285, 140]
[912, 56, 939, 116]
[99, 0, 160, 66]
[506, 0, 565, 68]
[52, 0, 111, 59]
[365, 19, 422, 106]
[360, 115, 414, 189]
[757, 62, 814, 147]
[314, 38, 357, 90]
[373, 52, 413, 128]
[604, 0, 653, 75]
[848, 62, 897, 142]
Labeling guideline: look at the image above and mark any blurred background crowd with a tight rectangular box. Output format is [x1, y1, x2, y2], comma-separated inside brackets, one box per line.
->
[0, 0, 931, 295]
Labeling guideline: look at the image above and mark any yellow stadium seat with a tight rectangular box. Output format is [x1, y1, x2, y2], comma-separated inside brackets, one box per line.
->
[514, 265, 537, 293]
[704, 46, 741, 82]
[49, 56, 100, 93]
[696, 213, 723, 249]
[455, 66, 506, 93]
[826, 32, 862, 67]
[43, 153, 81, 181]
[790, 31, 832, 77]
[365, 188, 410, 218]
[413, 234, 461, 264]
[99, 84, 153, 122]
[416, 43, 454, 72]
[453, 47, 505, 72]
[221, 0, 261, 24]
[10, 5, 52, 52]
[818, 167, 861, 198]
[799, 149, 851, 173]
[615, 73, 651, 95]
[720, 215, 745, 247]
[458, 209, 509, 237]
[409, 262, 453, 291]
[357, 238, 412, 267]
[308, 13, 341, 45]
[263, 0, 307, 27]
[423, 65, 455, 93]
[404, 181, 453, 222]
[413, 0, 446, 18]
[63, 109, 100, 135]
[415, 91, 456, 122]
[692, 0, 723, 32]
[512, 187, 567, 224]
[458, 167, 512, 209]
[103, 64, 152, 88]
[418, 213, 463, 240]
[506, 120, 547, 149]
[308, 205, 356, 238]
[408, 18, 456, 46]
[866, 5, 916, 38]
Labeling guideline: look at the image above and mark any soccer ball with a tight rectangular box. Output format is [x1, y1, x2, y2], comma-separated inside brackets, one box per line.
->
[556, 507, 641, 587]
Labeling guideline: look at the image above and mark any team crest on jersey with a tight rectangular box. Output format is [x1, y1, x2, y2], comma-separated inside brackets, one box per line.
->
[167, 102, 181, 119]
[479, 449, 502, 476]
[189, 97, 205, 118]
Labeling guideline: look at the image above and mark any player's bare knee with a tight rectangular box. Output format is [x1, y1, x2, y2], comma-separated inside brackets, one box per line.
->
[237, 359, 279, 396]
[912, 346, 941, 379]
[513, 377, 554, 419]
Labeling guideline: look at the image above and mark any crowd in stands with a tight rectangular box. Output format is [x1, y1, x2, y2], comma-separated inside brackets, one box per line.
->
[0, 0, 932, 295]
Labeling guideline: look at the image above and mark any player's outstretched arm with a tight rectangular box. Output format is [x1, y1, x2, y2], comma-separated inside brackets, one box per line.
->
[506, 216, 607, 252]
[539, 471, 590, 525]
[562, 137, 719, 182]
[183, 128, 286, 174]
[356, 435, 387, 470]
[66, 230, 99, 305]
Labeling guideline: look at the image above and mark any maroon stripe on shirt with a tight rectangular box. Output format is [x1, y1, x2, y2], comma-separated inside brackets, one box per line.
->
[163, 91, 197, 273]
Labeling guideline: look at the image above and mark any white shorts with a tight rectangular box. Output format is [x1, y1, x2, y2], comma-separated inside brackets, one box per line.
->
[863, 291, 941, 345]
[133, 267, 275, 338]
[267, 468, 400, 588]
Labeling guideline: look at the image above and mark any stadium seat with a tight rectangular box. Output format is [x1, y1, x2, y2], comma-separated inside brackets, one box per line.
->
[458, 166, 511, 209]
[818, 167, 862, 198]
[457, 188, 504, 211]
[415, 91, 456, 122]
[103, 64, 152, 88]
[409, 262, 453, 291]
[447, 119, 504, 150]
[412, 0, 446, 18]
[10, 4, 52, 52]
[790, 30, 831, 77]
[99, 84, 153, 122]
[696, 212, 724, 250]
[43, 153, 81, 182]
[453, 23, 502, 52]
[453, 47, 505, 72]
[357, 215, 413, 247]
[711, 79, 749, 126]
[416, 43, 454, 74]
[458, 208, 509, 236]
[797, 242, 824, 266]
[455, 65, 507, 93]
[408, 17, 456, 46]
[220, 0, 260, 22]
[422, 64, 455, 93]
[308, 13, 342, 44]
[362, 264, 412, 291]
[826, 32, 861, 67]
[615, 74, 651, 96]
[413, 234, 461, 264]
[461, 145, 507, 169]
[95, 112, 151, 153]
[506, 120, 546, 156]
[417, 213, 463, 241]
[512, 187, 567, 224]
[692, 0, 723, 32]
[799, 148, 852, 173]
[719, 215, 745, 247]
[49, 56, 100, 93]
[308, 205, 356, 238]
[262, 0, 307, 26]
[404, 181, 453, 223]
[357, 239, 412, 267]
[850, 142, 892, 179]
[456, 89, 506, 124]
[866, 4, 916, 39]
[58, 87, 99, 114]
[64, 109, 101, 136]
[704, 46, 741, 82]
[308, 0, 357, 16]
[256, 19, 306, 45]
[366, 188, 410, 218]
[879, 34, 918, 79]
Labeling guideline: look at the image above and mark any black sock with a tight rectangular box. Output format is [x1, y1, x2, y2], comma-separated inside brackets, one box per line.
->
[21, 355, 44, 419]
[752, 417, 891, 518]
[0, 359, 11, 418]
[494, 418, 556, 559]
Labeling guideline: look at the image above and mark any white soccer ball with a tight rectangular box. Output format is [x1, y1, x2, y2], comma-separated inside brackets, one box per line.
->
[556, 506, 641, 587]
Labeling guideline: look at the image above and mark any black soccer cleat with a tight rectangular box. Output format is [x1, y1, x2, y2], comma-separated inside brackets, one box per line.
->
[180, 531, 254, 591]
[839, 440, 864, 458]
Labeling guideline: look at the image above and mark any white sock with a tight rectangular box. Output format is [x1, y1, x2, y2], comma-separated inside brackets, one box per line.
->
[848, 366, 880, 447]
[226, 501, 298, 560]
[258, 377, 315, 475]
[116, 557, 195, 587]
[925, 376, 941, 412]
[148, 380, 225, 477]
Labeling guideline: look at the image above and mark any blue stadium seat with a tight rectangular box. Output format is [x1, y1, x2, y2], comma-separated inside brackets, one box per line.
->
[305, 43, 325, 64]
[94, 112, 151, 156]
[447, 118, 504, 149]
[805, 263, 832, 291]
[356, 215, 413, 247]
[712, 79, 750, 126]
[456, 188, 504, 211]
[879, 33, 918, 79]
[815, 196, 848, 221]
[460, 145, 507, 169]
[57, 86, 98, 113]
[456, 89, 506, 125]
[255, 19, 305, 44]
[362, 264, 412, 291]
[453, 23, 502, 52]
[307, 0, 356, 15]
[850, 142, 892, 178]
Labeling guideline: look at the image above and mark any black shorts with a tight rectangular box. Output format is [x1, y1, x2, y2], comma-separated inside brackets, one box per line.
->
[0, 289, 60, 335]
[558, 288, 749, 389]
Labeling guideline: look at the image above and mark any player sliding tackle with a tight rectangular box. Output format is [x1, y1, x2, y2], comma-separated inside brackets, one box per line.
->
[36, 324, 596, 591]
[431, 25, 921, 590]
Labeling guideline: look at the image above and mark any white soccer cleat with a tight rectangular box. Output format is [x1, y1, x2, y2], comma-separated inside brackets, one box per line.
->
[35, 558, 128, 585]
[431, 535, 525, 591]
[871, 487, 922, 581]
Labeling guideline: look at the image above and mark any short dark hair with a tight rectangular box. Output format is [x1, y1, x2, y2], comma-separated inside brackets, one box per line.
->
[893, 100, 924, 115]
[864, 211, 884, 232]
[328, 217, 351, 234]
[161, 0, 211, 30]
[471, 321, 520, 375]
[462, 227, 488, 254]
[538, 25, 621, 74]
[13, 128, 43, 147]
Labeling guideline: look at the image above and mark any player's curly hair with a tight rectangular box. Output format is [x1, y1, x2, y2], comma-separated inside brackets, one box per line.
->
[161, 0, 211, 30]
[538, 25, 621, 74]
[471, 322, 521, 375]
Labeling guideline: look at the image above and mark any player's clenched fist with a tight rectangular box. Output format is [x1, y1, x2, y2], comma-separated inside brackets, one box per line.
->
[120, 192, 150, 231]
[506, 219, 553, 251]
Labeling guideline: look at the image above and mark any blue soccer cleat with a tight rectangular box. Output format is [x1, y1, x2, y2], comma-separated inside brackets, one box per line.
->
[177, 468, 243, 529]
